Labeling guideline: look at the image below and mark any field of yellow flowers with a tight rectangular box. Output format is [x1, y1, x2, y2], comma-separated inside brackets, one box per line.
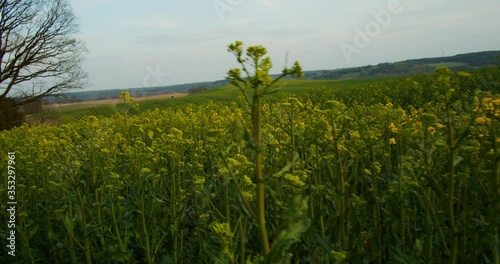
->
[1, 67, 499, 263]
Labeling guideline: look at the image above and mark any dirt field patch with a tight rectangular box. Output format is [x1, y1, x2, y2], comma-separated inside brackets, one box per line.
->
[51, 93, 189, 110]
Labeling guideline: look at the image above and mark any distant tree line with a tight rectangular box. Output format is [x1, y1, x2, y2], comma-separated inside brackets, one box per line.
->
[301, 50, 500, 80]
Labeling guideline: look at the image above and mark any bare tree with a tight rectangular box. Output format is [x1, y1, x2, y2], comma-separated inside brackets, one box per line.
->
[0, 0, 87, 107]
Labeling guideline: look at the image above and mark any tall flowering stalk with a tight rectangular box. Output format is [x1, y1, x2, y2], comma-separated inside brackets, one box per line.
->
[226, 41, 303, 258]
[115, 91, 137, 135]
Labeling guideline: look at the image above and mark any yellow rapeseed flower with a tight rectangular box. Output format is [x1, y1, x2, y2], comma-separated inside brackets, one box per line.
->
[388, 122, 398, 133]
[210, 222, 233, 240]
[457, 71, 472, 77]
[243, 175, 254, 186]
[476, 117, 490, 124]
[199, 214, 209, 222]
[350, 130, 361, 139]
[284, 173, 305, 188]
[242, 191, 254, 201]
[389, 138, 397, 145]
[119, 91, 134, 102]
[482, 98, 493, 104]
[194, 176, 205, 186]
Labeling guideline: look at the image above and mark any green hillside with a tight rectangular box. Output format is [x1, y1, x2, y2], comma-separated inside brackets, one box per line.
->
[50, 50, 500, 104]
[52, 77, 398, 123]
[302, 50, 500, 80]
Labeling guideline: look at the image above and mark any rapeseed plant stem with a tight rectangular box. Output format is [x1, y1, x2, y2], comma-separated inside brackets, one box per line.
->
[77, 188, 92, 264]
[111, 201, 126, 254]
[444, 84, 458, 264]
[226, 40, 303, 260]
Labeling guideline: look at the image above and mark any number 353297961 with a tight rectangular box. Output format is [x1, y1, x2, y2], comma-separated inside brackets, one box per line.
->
[7, 152, 16, 200]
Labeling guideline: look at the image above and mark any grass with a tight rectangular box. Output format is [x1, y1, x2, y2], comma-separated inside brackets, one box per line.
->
[52, 77, 399, 123]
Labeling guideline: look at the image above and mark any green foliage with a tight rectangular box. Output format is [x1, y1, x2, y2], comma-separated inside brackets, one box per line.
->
[0, 67, 499, 263]
[0, 97, 24, 131]
[267, 196, 310, 263]
[226, 40, 305, 260]
[226, 41, 303, 100]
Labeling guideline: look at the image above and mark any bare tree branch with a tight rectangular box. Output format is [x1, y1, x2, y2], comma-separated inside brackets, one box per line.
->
[0, 0, 87, 107]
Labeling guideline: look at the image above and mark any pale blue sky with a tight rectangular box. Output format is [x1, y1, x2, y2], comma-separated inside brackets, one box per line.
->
[71, 0, 500, 91]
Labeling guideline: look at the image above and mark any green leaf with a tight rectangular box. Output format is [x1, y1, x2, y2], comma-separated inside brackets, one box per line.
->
[272, 161, 299, 178]
[453, 155, 463, 166]
[268, 196, 310, 263]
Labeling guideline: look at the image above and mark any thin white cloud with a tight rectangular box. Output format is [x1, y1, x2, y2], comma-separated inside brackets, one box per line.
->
[115, 16, 179, 30]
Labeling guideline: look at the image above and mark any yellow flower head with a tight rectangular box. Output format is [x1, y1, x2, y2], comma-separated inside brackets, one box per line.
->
[388, 122, 398, 133]
[243, 175, 254, 186]
[476, 117, 489, 124]
[389, 138, 397, 145]
[119, 91, 134, 102]
[482, 98, 493, 104]
[284, 173, 305, 188]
